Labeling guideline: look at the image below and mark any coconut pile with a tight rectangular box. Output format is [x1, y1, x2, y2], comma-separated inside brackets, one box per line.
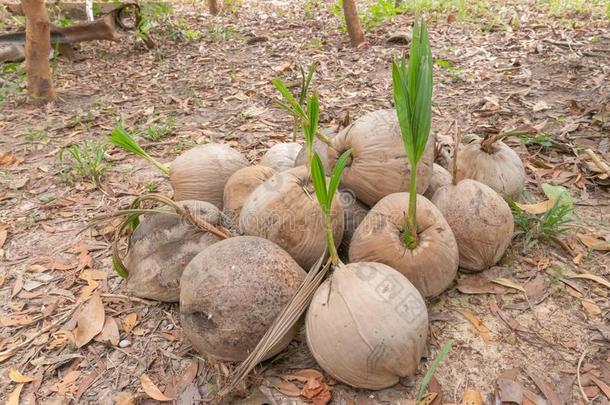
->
[106, 20, 526, 398]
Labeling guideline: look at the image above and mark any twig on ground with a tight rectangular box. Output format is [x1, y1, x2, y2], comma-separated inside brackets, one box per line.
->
[577, 349, 590, 404]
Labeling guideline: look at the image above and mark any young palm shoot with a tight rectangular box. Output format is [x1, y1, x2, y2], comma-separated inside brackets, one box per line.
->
[109, 125, 170, 175]
[392, 19, 433, 249]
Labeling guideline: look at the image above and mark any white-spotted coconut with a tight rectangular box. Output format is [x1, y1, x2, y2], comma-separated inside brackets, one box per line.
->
[325, 109, 435, 206]
[349, 193, 458, 297]
[455, 136, 525, 199]
[306, 262, 428, 390]
[423, 163, 452, 200]
[223, 165, 276, 223]
[239, 166, 344, 269]
[260, 142, 301, 172]
[180, 236, 306, 361]
[432, 179, 514, 271]
[124, 200, 234, 302]
[170, 143, 249, 208]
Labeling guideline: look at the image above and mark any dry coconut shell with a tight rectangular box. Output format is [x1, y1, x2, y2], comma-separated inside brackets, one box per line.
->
[240, 166, 344, 270]
[180, 236, 306, 361]
[432, 179, 514, 272]
[326, 109, 435, 206]
[170, 143, 249, 208]
[455, 138, 525, 199]
[337, 191, 369, 260]
[349, 193, 458, 297]
[259, 142, 301, 172]
[306, 262, 428, 390]
[124, 200, 234, 302]
[223, 165, 276, 223]
[423, 163, 452, 200]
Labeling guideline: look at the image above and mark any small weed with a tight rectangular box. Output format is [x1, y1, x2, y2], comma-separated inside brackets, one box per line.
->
[138, 2, 174, 39]
[143, 182, 159, 192]
[24, 128, 49, 144]
[224, 0, 243, 13]
[0, 63, 27, 103]
[171, 139, 199, 154]
[169, 18, 203, 41]
[140, 116, 176, 141]
[304, 0, 323, 18]
[307, 38, 325, 48]
[208, 24, 243, 42]
[55, 15, 76, 27]
[520, 132, 553, 149]
[59, 140, 110, 185]
[435, 58, 469, 81]
[509, 184, 573, 251]
[361, 0, 405, 31]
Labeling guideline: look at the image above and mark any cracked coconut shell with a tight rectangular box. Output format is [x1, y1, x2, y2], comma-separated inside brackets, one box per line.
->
[180, 236, 306, 361]
[432, 179, 514, 272]
[223, 165, 276, 223]
[239, 165, 344, 270]
[260, 142, 301, 172]
[325, 109, 435, 206]
[349, 193, 459, 297]
[306, 262, 428, 390]
[455, 138, 525, 199]
[170, 143, 249, 208]
[124, 200, 234, 302]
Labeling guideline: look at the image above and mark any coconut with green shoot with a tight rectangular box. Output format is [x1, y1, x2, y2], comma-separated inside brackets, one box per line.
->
[349, 21, 459, 298]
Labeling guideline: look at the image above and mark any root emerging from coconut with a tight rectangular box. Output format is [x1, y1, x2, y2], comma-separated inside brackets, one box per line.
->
[239, 166, 344, 270]
[180, 236, 306, 362]
[306, 262, 428, 390]
[432, 179, 514, 272]
[423, 163, 452, 200]
[349, 193, 458, 297]
[124, 200, 234, 302]
[325, 109, 435, 206]
[455, 137, 525, 199]
[223, 165, 276, 224]
[260, 142, 301, 172]
[170, 143, 249, 208]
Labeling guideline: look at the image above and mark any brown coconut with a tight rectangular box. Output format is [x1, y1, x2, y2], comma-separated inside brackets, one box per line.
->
[223, 165, 276, 223]
[455, 138, 525, 199]
[170, 143, 249, 208]
[432, 179, 514, 272]
[239, 166, 344, 270]
[349, 193, 458, 297]
[180, 236, 306, 361]
[259, 142, 301, 172]
[306, 262, 428, 390]
[337, 191, 369, 260]
[124, 200, 234, 302]
[326, 109, 435, 206]
[423, 163, 452, 200]
[293, 127, 339, 172]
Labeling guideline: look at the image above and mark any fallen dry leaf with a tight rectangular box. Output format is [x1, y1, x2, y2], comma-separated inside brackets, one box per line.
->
[515, 199, 555, 214]
[8, 367, 36, 383]
[5, 383, 23, 405]
[568, 273, 610, 289]
[577, 234, 610, 251]
[457, 275, 509, 295]
[590, 375, 610, 399]
[94, 316, 120, 346]
[50, 370, 81, 395]
[491, 278, 526, 293]
[461, 387, 484, 405]
[581, 299, 602, 316]
[175, 360, 198, 394]
[0, 314, 34, 327]
[141, 374, 174, 401]
[456, 309, 491, 344]
[271, 379, 302, 397]
[0, 151, 21, 166]
[0, 223, 7, 248]
[122, 312, 139, 333]
[496, 378, 524, 403]
[74, 293, 105, 347]
[115, 391, 136, 405]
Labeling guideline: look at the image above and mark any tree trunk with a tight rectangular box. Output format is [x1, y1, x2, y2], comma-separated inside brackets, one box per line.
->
[208, 0, 221, 15]
[21, 0, 55, 103]
[342, 0, 365, 47]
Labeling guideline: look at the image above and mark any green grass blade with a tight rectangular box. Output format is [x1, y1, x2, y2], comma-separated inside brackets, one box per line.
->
[109, 127, 170, 174]
[327, 149, 352, 209]
[310, 153, 329, 213]
[416, 340, 453, 403]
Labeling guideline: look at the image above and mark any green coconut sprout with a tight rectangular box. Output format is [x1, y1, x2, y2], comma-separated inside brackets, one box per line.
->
[108, 124, 170, 175]
[392, 19, 433, 249]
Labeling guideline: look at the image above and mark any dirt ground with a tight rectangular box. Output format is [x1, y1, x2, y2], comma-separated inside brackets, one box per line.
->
[1, 0, 609, 404]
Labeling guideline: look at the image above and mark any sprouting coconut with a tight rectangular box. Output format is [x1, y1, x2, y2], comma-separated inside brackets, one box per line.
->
[432, 132, 514, 272]
[293, 127, 338, 172]
[259, 142, 301, 172]
[223, 165, 276, 223]
[239, 165, 344, 270]
[240, 93, 344, 270]
[109, 128, 248, 208]
[423, 163, 451, 199]
[455, 134, 525, 199]
[105, 195, 234, 302]
[324, 108, 435, 207]
[179, 236, 306, 361]
[349, 23, 458, 298]
[305, 147, 428, 390]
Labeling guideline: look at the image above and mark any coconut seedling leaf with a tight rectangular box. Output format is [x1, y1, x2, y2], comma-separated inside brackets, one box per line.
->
[108, 125, 170, 174]
[416, 341, 452, 404]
